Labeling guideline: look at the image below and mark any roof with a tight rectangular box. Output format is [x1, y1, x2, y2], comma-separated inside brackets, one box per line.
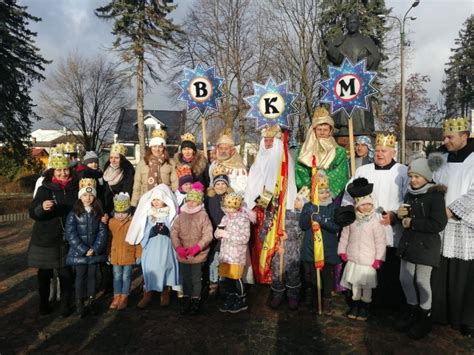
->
[115, 108, 186, 145]
[31, 129, 83, 142]
[31, 148, 49, 157]
[405, 126, 443, 141]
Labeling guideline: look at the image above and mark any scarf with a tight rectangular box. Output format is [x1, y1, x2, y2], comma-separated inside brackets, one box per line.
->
[147, 155, 164, 190]
[355, 208, 375, 223]
[215, 152, 246, 171]
[182, 155, 194, 163]
[181, 203, 203, 215]
[52, 177, 72, 190]
[319, 197, 333, 206]
[147, 205, 170, 223]
[103, 165, 124, 186]
[298, 132, 338, 170]
[407, 182, 434, 196]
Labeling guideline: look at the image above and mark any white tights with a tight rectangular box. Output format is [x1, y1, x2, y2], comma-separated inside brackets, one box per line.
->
[352, 286, 372, 303]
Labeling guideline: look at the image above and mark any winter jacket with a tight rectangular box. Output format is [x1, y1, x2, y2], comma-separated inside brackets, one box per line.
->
[205, 193, 226, 252]
[338, 214, 386, 266]
[65, 210, 108, 265]
[396, 185, 447, 267]
[108, 216, 142, 266]
[103, 158, 135, 213]
[171, 208, 213, 264]
[174, 150, 209, 187]
[131, 159, 178, 206]
[300, 202, 342, 265]
[217, 210, 251, 266]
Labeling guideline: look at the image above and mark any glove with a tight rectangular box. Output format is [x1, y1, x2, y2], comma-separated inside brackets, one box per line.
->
[153, 223, 170, 236]
[129, 206, 136, 216]
[339, 253, 348, 262]
[402, 217, 412, 229]
[397, 206, 409, 219]
[188, 244, 201, 257]
[372, 260, 383, 270]
[176, 247, 188, 259]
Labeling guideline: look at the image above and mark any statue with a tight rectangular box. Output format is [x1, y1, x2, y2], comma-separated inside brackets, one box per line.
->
[325, 13, 381, 136]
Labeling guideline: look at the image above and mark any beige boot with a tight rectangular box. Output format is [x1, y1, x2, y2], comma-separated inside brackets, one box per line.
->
[109, 294, 121, 310]
[137, 291, 153, 309]
[117, 294, 128, 310]
[160, 287, 170, 306]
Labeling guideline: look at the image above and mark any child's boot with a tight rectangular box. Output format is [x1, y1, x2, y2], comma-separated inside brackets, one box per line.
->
[394, 304, 417, 332]
[180, 296, 191, 315]
[408, 308, 432, 340]
[160, 287, 170, 306]
[86, 296, 99, 315]
[356, 301, 370, 321]
[219, 293, 233, 313]
[270, 289, 285, 309]
[137, 290, 153, 309]
[347, 300, 360, 319]
[117, 294, 128, 310]
[189, 298, 201, 315]
[229, 294, 248, 314]
[109, 294, 121, 310]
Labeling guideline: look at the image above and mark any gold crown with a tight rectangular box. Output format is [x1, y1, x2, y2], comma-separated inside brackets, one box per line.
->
[113, 192, 131, 213]
[212, 165, 227, 177]
[443, 116, 469, 133]
[79, 178, 97, 190]
[181, 132, 196, 143]
[223, 192, 243, 209]
[152, 128, 167, 139]
[49, 154, 69, 169]
[62, 142, 77, 154]
[375, 133, 397, 148]
[313, 106, 330, 119]
[110, 142, 126, 156]
[317, 175, 329, 190]
[261, 125, 282, 138]
[177, 165, 193, 178]
[186, 189, 204, 203]
[297, 186, 310, 201]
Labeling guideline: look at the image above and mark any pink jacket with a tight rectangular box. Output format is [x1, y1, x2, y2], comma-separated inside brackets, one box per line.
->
[216, 210, 250, 266]
[337, 214, 386, 266]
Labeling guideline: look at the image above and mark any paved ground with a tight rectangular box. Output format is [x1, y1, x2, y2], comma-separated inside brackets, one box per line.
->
[1, 220, 473, 354]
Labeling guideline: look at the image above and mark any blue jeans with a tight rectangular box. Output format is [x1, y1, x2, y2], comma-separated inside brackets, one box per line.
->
[112, 265, 133, 295]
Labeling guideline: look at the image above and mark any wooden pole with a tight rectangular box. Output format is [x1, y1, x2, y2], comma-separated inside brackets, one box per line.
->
[201, 116, 208, 159]
[348, 115, 356, 177]
[279, 237, 285, 282]
[316, 268, 322, 315]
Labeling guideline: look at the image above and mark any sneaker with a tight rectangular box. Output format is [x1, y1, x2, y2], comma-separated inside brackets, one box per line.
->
[356, 301, 370, 321]
[219, 293, 234, 313]
[347, 300, 359, 319]
[228, 296, 248, 314]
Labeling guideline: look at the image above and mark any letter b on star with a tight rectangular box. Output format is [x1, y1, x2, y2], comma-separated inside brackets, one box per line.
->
[189, 77, 213, 103]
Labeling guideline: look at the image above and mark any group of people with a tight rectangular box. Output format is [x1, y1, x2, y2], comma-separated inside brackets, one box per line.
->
[27, 111, 473, 340]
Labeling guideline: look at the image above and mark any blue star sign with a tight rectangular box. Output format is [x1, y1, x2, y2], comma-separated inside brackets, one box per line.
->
[244, 77, 299, 130]
[320, 58, 378, 117]
[177, 64, 225, 116]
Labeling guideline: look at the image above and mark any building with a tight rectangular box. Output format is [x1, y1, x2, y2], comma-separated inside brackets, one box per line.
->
[405, 126, 444, 159]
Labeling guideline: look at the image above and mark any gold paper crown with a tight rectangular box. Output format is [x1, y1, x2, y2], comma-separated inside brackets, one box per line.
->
[152, 128, 167, 139]
[181, 132, 196, 143]
[212, 165, 227, 177]
[313, 106, 330, 119]
[49, 154, 69, 169]
[375, 133, 397, 148]
[59, 142, 77, 154]
[317, 175, 330, 190]
[49, 146, 63, 156]
[261, 125, 282, 138]
[223, 192, 243, 209]
[177, 165, 193, 178]
[79, 178, 97, 190]
[312, 106, 334, 128]
[113, 192, 131, 213]
[186, 189, 204, 203]
[110, 142, 126, 156]
[443, 117, 469, 133]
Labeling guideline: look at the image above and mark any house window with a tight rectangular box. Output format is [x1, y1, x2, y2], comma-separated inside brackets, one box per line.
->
[124, 145, 135, 158]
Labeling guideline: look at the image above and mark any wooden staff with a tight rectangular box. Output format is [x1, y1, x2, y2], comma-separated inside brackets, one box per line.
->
[316, 268, 322, 315]
[347, 113, 356, 177]
[201, 116, 208, 159]
[279, 236, 285, 282]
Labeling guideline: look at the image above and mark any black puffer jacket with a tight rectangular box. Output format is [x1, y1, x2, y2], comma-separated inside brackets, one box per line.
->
[396, 185, 448, 267]
[103, 157, 135, 214]
[65, 211, 108, 265]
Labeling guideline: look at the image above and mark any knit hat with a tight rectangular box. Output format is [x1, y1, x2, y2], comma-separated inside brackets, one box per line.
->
[177, 165, 194, 188]
[149, 128, 167, 147]
[180, 133, 197, 152]
[83, 151, 99, 165]
[408, 158, 433, 182]
[186, 182, 205, 203]
[78, 178, 97, 198]
[347, 177, 374, 208]
[114, 192, 131, 213]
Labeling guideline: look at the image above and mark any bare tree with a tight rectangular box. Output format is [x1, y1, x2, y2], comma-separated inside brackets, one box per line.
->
[39, 53, 132, 151]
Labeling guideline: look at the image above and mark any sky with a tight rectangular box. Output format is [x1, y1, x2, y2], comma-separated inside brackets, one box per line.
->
[20, 0, 473, 129]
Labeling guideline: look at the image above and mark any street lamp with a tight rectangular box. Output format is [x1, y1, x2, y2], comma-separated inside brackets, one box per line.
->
[379, 0, 420, 164]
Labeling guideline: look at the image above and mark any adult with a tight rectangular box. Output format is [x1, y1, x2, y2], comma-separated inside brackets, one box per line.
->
[296, 106, 349, 199]
[355, 135, 375, 169]
[325, 13, 381, 135]
[343, 132, 409, 308]
[174, 132, 208, 186]
[208, 133, 248, 194]
[103, 142, 135, 214]
[131, 129, 178, 208]
[28, 154, 78, 317]
[431, 117, 474, 337]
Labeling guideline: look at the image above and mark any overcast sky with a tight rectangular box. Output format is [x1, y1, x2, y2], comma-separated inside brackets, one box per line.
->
[21, 0, 473, 129]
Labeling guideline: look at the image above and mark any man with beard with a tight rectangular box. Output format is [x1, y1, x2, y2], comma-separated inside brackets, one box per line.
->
[431, 116, 474, 337]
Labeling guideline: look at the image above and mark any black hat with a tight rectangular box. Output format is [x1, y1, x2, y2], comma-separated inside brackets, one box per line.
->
[346, 177, 373, 198]
[334, 206, 356, 227]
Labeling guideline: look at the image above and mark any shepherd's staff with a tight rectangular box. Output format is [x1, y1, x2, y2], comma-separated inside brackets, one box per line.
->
[201, 116, 208, 159]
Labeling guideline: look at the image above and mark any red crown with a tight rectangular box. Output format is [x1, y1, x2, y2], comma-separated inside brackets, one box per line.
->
[177, 165, 193, 178]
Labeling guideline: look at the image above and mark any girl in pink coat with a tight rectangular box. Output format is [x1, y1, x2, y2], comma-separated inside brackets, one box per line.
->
[338, 178, 386, 321]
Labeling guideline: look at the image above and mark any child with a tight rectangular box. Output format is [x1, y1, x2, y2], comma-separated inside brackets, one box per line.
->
[171, 182, 213, 315]
[394, 158, 447, 339]
[300, 173, 342, 314]
[126, 184, 180, 309]
[215, 193, 251, 313]
[108, 192, 142, 310]
[65, 178, 108, 317]
[338, 177, 386, 321]
[176, 165, 194, 207]
[205, 166, 231, 297]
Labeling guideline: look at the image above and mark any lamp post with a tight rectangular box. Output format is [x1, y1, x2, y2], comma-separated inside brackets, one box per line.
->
[380, 0, 420, 164]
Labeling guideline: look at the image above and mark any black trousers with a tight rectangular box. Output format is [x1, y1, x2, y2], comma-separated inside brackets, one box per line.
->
[37, 267, 73, 306]
[180, 262, 203, 298]
[303, 262, 335, 299]
[74, 264, 97, 299]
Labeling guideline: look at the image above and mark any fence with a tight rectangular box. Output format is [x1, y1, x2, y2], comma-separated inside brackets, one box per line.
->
[0, 212, 30, 223]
